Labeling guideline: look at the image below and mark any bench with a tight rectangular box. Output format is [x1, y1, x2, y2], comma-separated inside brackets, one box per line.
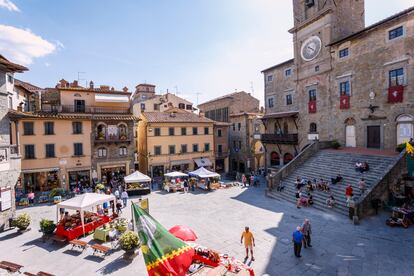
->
[69, 239, 88, 251]
[23, 272, 37, 276]
[37, 271, 55, 276]
[91, 244, 111, 258]
[0, 261, 23, 273]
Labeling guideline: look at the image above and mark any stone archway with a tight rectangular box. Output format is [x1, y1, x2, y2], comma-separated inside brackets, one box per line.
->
[283, 153, 294, 165]
[396, 114, 414, 144]
[270, 152, 280, 167]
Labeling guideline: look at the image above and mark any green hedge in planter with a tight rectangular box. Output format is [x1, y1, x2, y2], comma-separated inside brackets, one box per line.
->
[331, 140, 341, 149]
[119, 231, 140, 251]
[15, 213, 31, 231]
[39, 218, 56, 234]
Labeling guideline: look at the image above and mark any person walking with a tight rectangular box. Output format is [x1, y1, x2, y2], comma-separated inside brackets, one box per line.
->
[345, 184, 353, 200]
[292, 226, 304, 258]
[242, 174, 247, 187]
[358, 178, 366, 195]
[240, 226, 255, 261]
[347, 195, 356, 220]
[114, 189, 120, 199]
[301, 219, 312, 248]
[116, 199, 123, 214]
[121, 190, 128, 208]
[183, 179, 189, 193]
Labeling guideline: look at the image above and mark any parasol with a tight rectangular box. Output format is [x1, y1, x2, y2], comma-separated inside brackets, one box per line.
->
[169, 225, 198, 241]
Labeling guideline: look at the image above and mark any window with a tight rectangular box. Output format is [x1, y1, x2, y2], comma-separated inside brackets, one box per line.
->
[192, 144, 199, 152]
[315, 65, 320, 72]
[181, 127, 187, 135]
[310, 123, 317, 133]
[232, 124, 235, 131]
[119, 146, 127, 156]
[339, 48, 349, 58]
[72, 122, 82, 134]
[286, 94, 293, 105]
[192, 127, 198, 135]
[168, 127, 175, 136]
[7, 74, 13, 83]
[389, 26, 404, 40]
[204, 143, 210, 152]
[217, 129, 222, 137]
[98, 147, 107, 157]
[8, 96, 12, 109]
[45, 144, 55, 158]
[140, 103, 145, 110]
[74, 143, 83, 156]
[24, 145, 35, 159]
[23, 122, 34, 135]
[285, 69, 292, 77]
[233, 140, 236, 148]
[44, 122, 54, 135]
[154, 128, 161, 136]
[268, 97, 274, 108]
[204, 127, 209, 135]
[74, 100, 85, 113]
[238, 123, 241, 131]
[267, 75, 273, 82]
[308, 89, 317, 101]
[238, 141, 242, 149]
[169, 145, 176, 154]
[153, 104, 160, 111]
[186, 104, 192, 110]
[178, 103, 185, 109]
[218, 144, 223, 153]
[339, 81, 350, 96]
[181, 144, 187, 153]
[154, 146, 161, 156]
[389, 68, 404, 87]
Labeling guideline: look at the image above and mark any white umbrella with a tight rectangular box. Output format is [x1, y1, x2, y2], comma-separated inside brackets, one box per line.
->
[124, 171, 151, 183]
[189, 167, 220, 178]
[164, 171, 189, 177]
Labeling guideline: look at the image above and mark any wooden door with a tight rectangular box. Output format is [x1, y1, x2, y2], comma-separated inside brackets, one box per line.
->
[367, 126, 381, 148]
[345, 125, 356, 147]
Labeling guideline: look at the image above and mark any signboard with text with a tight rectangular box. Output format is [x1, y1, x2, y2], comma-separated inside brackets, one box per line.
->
[0, 188, 12, 211]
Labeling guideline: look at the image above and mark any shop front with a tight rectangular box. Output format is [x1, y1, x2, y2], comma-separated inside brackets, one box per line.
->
[68, 169, 91, 191]
[215, 159, 225, 173]
[100, 166, 126, 185]
[170, 160, 191, 173]
[22, 168, 60, 193]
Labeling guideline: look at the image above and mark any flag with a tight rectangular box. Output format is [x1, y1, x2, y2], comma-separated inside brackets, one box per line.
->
[406, 142, 414, 156]
[340, 95, 350, 109]
[132, 203, 194, 276]
[388, 85, 404, 103]
[308, 101, 317, 113]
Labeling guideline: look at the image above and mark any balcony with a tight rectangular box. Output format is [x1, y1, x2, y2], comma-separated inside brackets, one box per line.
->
[42, 105, 130, 114]
[93, 132, 132, 144]
[260, 134, 298, 145]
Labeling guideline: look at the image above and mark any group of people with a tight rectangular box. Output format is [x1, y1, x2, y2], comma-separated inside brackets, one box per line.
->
[292, 219, 312, 258]
[355, 161, 370, 173]
[113, 188, 129, 214]
[239, 172, 261, 188]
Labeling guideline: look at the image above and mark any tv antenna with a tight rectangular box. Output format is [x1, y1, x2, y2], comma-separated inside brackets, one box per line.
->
[174, 86, 179, 95]
[195, 92, 201, 105]
[250, 81, 255, 97]
[77, 71, 86, 86]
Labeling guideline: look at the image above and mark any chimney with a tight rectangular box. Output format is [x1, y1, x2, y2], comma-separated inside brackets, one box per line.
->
[89, 81, 94, 89]
[123, 86, 128, 92]
[170, 112, 176, 118]
[100, 85, 110, 91]
[59, 79, 67, 88]
[72, 80, 78, 87]
[111, 87, 115, 91]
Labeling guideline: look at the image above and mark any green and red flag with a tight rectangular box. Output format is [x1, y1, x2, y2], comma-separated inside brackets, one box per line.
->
[132, 203, 194, 276]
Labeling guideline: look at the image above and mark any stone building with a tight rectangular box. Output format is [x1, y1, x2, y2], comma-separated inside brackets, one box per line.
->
[137, 108, 215, 182]
[213, 122, 231, 173]
[262, 1, 414, 169]
[0, 55, 27, 230]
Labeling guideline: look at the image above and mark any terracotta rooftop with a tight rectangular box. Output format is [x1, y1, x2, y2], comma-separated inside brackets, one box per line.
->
[262, 111, 299, 120]
[142, 111, 214, 123]
[14, 79, 43, 94]
[198, 91, 254, 107]
[261, 59, 294, 73]
[0, 55, 28, 73]
[8, 110, 138, 121]
[328, 6, 414, 46]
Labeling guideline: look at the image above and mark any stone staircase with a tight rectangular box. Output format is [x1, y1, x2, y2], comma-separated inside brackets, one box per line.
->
[268, 150, 399, 216]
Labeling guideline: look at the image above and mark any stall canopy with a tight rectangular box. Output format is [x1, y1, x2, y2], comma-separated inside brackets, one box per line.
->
[124, 171, 151, 183]
[57, 193, 115, 211]
[164, 171, 189, 178]
[189, 167, 220, 178]
[194, 158, 212, 167]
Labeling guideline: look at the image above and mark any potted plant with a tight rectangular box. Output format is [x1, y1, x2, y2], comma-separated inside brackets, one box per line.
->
[15, 213, 31, 232]
[119, 231, 140, 260]
[39, 218, 56, 235]
[95, 183, 105, 192]
[331, 140, 341, 150]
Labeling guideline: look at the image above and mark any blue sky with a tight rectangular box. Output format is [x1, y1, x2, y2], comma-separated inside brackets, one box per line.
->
[1, 0, 413, 106]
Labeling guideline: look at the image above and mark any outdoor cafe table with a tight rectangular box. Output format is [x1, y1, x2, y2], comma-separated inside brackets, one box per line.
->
[93, 227, 112, 242]
[56, 216, 111, 241]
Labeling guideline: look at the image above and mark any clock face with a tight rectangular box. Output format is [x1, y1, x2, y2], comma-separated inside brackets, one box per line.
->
[300, 36, 322, 61]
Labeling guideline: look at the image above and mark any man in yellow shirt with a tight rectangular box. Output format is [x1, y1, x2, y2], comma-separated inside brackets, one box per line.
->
[240, 226, 255, 261]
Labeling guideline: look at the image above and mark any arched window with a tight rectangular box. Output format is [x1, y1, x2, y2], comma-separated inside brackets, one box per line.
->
[270, 152, 280, 166]
[118, 123, 128, 140]
[309, 123, 317, 133]
[396, 114, 414, 144]
[96, 123, 106, 140]
[284, 153, 294, 164]
[98, 147, 107, 157]
[119, 146, 128, 156]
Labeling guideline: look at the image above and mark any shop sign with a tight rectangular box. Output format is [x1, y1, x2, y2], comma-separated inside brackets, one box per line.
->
[0, 148, 8, 163]
[0, 187, 12, 211]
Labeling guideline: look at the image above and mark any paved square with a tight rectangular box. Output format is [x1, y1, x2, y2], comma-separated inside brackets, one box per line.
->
[1, 180, 413, 276]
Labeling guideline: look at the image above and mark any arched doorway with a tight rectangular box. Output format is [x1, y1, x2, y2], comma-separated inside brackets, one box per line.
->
[345, 118, 356, 147]
[270, 152, 280, 167]
[283, 153, 294, 165]
[396, 114, 414, 144]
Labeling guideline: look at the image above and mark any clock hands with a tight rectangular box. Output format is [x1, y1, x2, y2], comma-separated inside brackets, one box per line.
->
[307, 45, 315, 52]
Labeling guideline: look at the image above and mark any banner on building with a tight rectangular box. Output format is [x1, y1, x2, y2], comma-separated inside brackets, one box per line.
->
[388, 85, 404, 103]
[340, 95, 350, 109]
[308, 101, 317, 113]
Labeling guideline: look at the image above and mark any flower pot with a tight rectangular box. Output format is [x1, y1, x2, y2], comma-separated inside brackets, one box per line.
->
[123, 249, 138, 260]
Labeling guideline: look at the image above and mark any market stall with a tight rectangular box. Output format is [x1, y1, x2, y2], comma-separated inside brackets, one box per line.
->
[55, 193, 116, 240]
[124, 171, 151, 196]
[163, 171, 188, 192]
[188, 167, 221, 190]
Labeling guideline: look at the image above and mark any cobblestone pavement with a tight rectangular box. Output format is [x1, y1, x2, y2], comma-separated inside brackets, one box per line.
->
[1, 180, 413, 276]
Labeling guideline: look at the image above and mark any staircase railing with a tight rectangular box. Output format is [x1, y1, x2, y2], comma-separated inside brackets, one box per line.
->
[267, 141, 331, 192]
[356, 149, 407, 219]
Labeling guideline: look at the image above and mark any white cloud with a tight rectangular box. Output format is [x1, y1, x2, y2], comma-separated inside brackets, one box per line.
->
[0, 0, 19, 12]
[0, 25, 60, 65]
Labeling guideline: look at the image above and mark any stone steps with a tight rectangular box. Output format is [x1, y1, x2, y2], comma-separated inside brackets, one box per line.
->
[269, 150, 398, 216]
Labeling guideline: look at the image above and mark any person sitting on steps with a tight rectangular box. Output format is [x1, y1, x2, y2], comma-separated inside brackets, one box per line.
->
[331, 174, 343, 185]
